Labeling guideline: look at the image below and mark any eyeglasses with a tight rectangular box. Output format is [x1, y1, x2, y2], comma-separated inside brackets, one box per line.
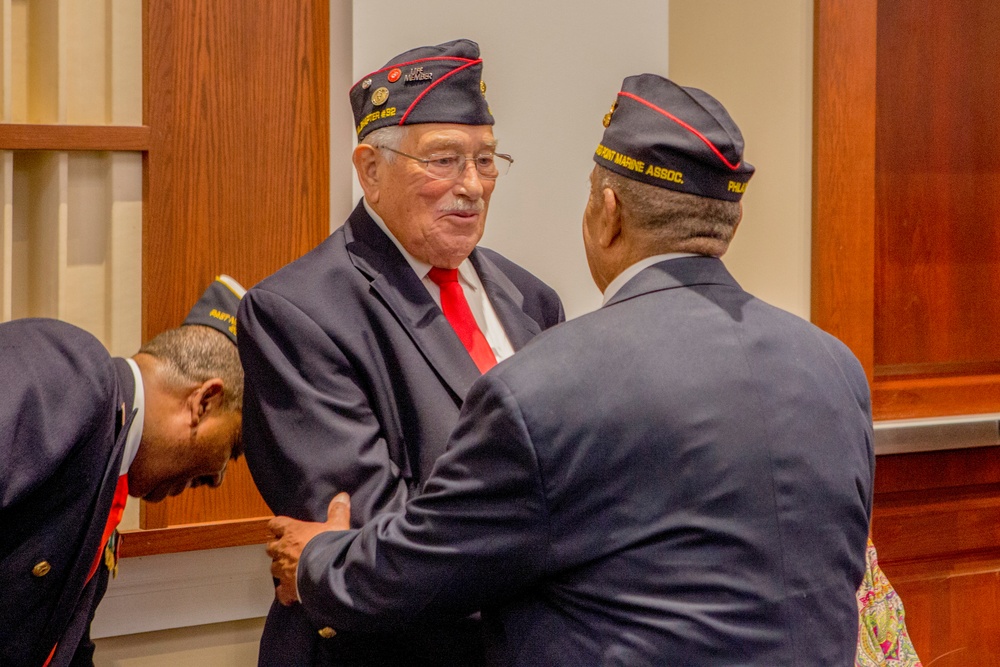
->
[378, 147, 513, 180]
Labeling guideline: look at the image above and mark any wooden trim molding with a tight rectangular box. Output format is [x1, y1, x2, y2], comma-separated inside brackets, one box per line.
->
[0, 124, 150, 151]
[874, 374, 1000, 421]
[119, 517, 272, 558]
[810, 0, 878, 381]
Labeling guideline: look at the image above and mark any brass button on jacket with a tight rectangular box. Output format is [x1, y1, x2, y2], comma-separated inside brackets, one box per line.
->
[32, 561, 52, 577]
[317, 627, 336, 639]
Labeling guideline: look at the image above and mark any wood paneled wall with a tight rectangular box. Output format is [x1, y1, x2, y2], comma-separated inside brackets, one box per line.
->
[140, 0, 330, 530]
[815, 1, 1000, 663]
[874, 449, 1000, 666]
[872, 1, 1000, 420]
[811, 0, 877, 382]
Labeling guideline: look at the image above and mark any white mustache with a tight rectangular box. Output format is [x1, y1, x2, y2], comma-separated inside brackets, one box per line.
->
[440, 199, 485, 213]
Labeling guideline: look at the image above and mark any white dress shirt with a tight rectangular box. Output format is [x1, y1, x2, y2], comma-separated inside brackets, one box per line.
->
[118, 358, 145, 476]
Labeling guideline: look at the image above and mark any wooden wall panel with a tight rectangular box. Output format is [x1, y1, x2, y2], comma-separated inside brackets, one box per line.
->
[886, 567, 1000, 667]
[815, 1, 1000, 662]
[875, 2, 1000, 377]
[141, 0, 329, 529]
[862, 0, 1000, 419]
[811, 0, 877, 381]
[874, 449, 1000, 563]
[874, 448, 1000, 665]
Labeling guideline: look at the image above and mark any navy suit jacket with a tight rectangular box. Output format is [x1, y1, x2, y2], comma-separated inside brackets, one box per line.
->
[296, 257, 875, 666]
[0, 319, 135, 667]
[239, 201, 564, 665]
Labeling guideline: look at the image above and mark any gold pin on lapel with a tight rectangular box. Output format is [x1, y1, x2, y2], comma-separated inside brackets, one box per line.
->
[105, 530, 121, 578]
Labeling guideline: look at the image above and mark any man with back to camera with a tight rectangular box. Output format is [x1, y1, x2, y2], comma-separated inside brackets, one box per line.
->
[0, 275, 247, 667]
[264, 74, 876, 666]
[237, 38, 564, 665]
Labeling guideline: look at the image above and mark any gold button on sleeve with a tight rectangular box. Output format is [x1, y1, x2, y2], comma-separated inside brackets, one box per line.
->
[318, 626, 337, 639]
[32, 561, 52, 577]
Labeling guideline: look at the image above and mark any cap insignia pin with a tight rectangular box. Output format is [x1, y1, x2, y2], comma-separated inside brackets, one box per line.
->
[387, 68, 402, 83]
[371, 87, 389, 106]
[480, 80, 487, 95]
[603, 100, 618, 128]
[361, 78, 372, 90]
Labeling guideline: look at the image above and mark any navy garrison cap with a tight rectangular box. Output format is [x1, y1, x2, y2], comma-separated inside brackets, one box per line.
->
[182, 275, 246, 345]
[350, 38, 493, 141]
[595, 74, 754, 201]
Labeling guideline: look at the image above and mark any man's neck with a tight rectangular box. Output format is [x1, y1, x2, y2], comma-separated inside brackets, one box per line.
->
[363, 198, 434, 276]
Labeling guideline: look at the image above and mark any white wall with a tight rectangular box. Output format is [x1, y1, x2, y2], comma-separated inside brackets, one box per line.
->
[349, 1, 671, 318]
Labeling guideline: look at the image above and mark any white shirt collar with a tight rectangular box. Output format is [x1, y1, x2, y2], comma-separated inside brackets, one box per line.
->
[602, 252, 700, 305]
[119, 358, 146, 476]
[363, 197, 478, 285]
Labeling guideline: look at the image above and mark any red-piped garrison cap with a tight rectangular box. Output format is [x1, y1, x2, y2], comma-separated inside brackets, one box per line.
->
[182, 274, 246, 345]
[350, 38, 493, 141]
[595, 74, 754, 201]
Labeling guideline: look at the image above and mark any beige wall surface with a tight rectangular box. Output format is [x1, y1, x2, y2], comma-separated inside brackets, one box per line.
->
[670, 0, 813, 319]
[94, 618, 263, 667]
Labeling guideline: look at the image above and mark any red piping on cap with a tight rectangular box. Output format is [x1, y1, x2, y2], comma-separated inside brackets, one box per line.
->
[617, 91, 742, 171]
[398, 59, 482, 125]
[351, 56, 475, 90]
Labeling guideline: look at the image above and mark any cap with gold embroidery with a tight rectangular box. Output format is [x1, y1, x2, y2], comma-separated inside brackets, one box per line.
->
[182, 275, 246, 345]
[350, 38, 493, 141]
[595, 74, 754, 201]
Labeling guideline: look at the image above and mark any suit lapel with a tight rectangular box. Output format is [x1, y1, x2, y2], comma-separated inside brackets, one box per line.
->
[345, 202, 481, 401]
[468, 249, 542, 351]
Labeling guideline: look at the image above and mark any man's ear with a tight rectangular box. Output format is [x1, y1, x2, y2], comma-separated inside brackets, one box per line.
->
[187, 379, 225, 425]
[598, 187, 623, 248]
[352, 144, 381, 203]
[732, 202, 744, 237]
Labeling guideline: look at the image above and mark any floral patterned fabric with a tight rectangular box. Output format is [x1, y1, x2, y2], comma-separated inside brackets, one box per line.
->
[855, 538, 922, 666]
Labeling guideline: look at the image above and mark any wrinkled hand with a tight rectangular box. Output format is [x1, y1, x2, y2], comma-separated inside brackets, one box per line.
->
[266, 492, 352, 606]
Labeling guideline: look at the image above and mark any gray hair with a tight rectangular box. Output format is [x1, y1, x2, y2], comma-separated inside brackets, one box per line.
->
[362, 125, 407, 162]
[138, 325, 244, 413]
[592, 165, 741, 257]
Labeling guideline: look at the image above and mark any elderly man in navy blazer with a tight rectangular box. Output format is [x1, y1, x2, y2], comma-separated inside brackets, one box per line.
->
[238, 39, 563, 666]
[265, 74, 875, 666]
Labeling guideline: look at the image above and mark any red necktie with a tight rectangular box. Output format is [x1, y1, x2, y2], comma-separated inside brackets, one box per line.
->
[428, 267, 497, 373]
[86, 474, 129, 581]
